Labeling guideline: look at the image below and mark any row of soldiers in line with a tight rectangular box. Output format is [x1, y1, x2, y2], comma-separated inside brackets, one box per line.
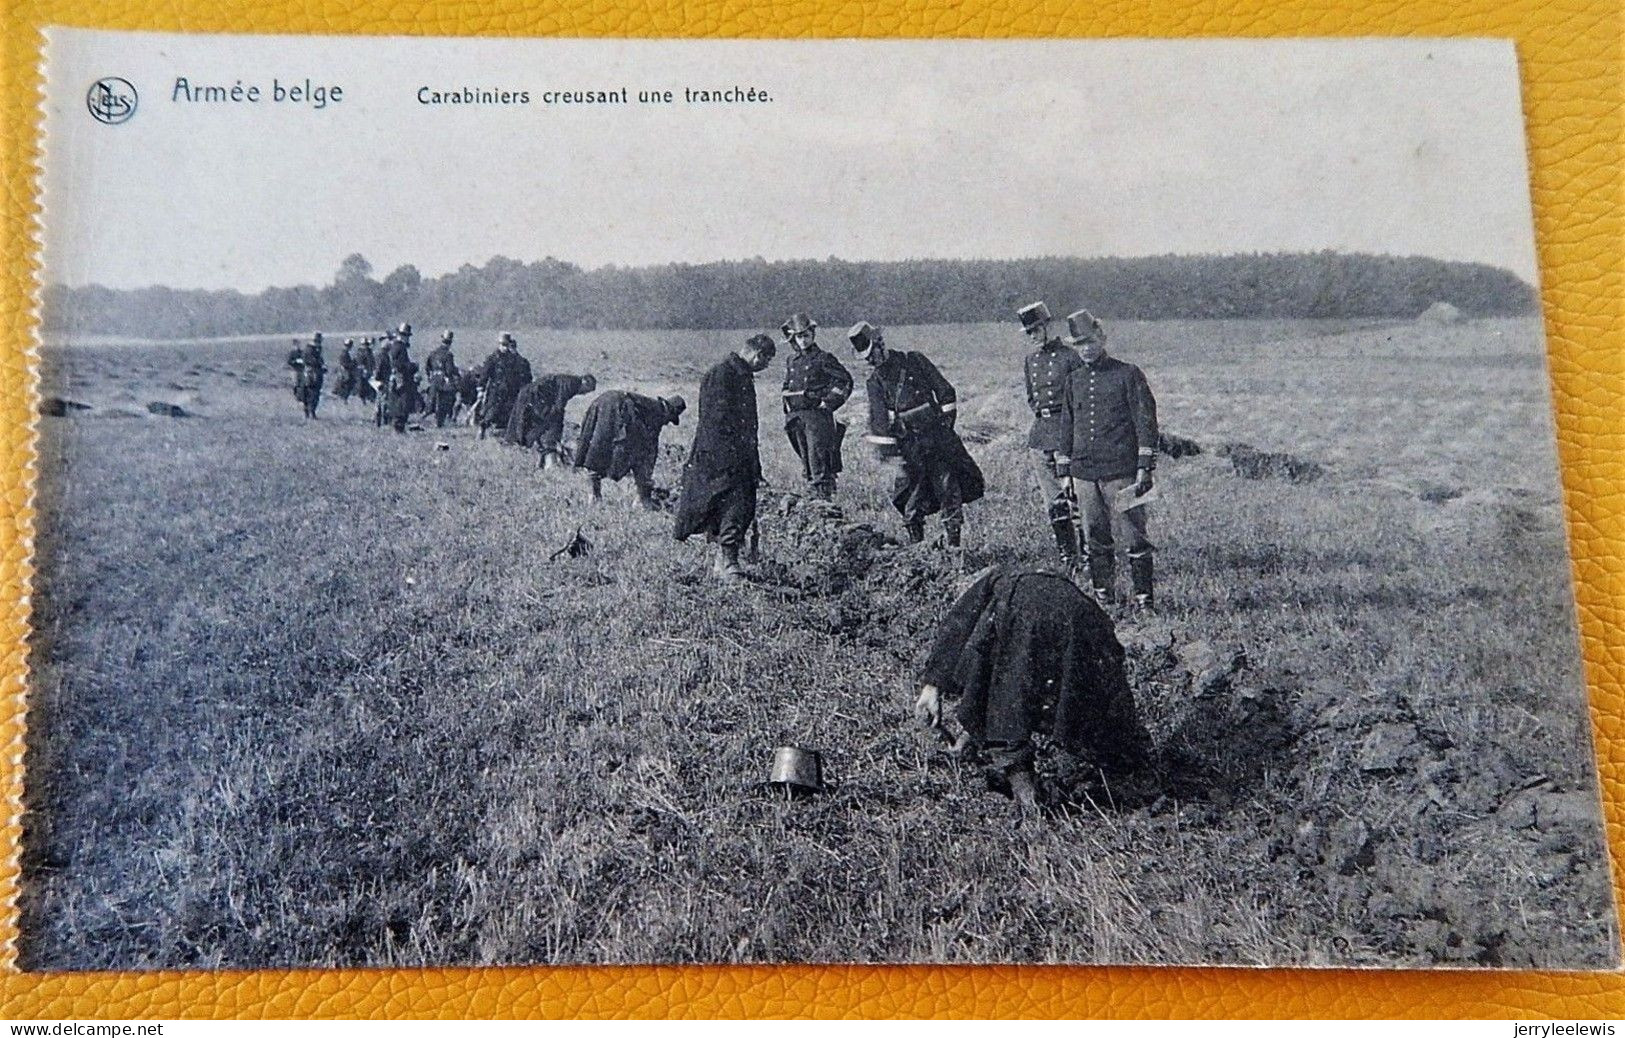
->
[287, 326, 581, 440]
[285, 302, 1160, 606]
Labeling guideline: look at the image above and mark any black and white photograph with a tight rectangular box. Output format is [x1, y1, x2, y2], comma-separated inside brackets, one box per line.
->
[24, 31, 1620, 970]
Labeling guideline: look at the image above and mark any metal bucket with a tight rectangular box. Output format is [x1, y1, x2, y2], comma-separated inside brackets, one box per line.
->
[769, 746, 824, 793]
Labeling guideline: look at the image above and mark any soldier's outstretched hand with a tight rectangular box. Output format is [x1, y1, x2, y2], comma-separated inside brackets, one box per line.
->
[914, 683, 942, 728]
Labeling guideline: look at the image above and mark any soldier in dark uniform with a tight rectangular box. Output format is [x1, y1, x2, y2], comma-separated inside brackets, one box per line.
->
[455, 370, 481, 423]
[1056, 310, 1159, 609]
[914, 565, 1152, 812]
[1020, 301, 1087, 564]
[354, 338, 378, 406]
[294, 333, 326, 419]
[375, 323, 420, 433]
[474, 332, 534, 439]
[675, 333, 776, 583]
[333, 338, 359, 403]
[779, 312, 853, 500]
[850, 322, 985, 547]
[505, 372, 597, 467]
[424, 330, 461, 428]
[285, 338, 305, 401]
[573, 390, 686, 509]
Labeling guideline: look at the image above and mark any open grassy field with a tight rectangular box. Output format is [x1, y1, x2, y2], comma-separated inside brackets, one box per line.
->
[20, 317, 1619, 969]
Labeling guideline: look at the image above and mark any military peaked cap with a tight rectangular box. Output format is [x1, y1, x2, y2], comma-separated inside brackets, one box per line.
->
[1017, 301, 1052, 333]
[1063, 309, 1105, 346]
[782, 312, 817, 336]
[847, 321, 884, 358]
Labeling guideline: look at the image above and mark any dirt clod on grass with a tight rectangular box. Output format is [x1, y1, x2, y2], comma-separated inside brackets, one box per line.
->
[1218, 441, 1323, 483]
[1157, 432, 1203, 458]
[145, 402, 191, 418]
[41, 397, 93, 417]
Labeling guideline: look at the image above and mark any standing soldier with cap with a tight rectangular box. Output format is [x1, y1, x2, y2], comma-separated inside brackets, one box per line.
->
[850, 322, 985, 547]
[573, 390, 687, 509]
[1056, 309, 1159, 609]
[354, 338, 378, 407]
[474, 332, 534, 439]
[780, 312, 853, 500]
[375, 323, 420, 434]
[1020, 301, 1087, 564]
[506, 372, 598, 468]
[675, 333, 777, 583]
[333, 338, 360, 404]
[424, 330, 462, 429]
[293, 332, 327, 420]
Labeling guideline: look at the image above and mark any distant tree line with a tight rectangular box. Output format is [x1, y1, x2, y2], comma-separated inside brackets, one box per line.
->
[42, 251, 1536, 339]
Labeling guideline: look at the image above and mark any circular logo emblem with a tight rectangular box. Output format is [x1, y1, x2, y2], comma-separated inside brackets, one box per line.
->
[86, 77, 137, 125]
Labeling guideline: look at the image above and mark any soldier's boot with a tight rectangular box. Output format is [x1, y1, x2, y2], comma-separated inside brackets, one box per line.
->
[943, 523, 962, 549]
[478, 423, 488, 440]
[904, 519, 925, 544]
[1088, 554, 1117, 606]
[713, 543, 745, 584]
[1130, 555, 1155, 612]
[541, 450, 562, 472]
[587, 474, 604, 504]
[635, 483, 660, 512]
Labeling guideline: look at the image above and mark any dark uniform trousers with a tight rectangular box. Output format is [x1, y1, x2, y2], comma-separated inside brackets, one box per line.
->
[1024, 341, 1085, 554]
[782, 346, 853, 498]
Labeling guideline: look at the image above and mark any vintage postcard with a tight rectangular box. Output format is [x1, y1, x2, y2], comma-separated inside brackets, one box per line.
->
[23, 30, 1619, 971]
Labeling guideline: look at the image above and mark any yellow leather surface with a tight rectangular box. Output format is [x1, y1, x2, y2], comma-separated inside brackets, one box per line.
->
[1, 0, 1621, 1019]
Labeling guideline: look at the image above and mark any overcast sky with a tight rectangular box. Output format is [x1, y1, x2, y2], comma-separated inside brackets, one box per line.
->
[42, 32, 1539, 291]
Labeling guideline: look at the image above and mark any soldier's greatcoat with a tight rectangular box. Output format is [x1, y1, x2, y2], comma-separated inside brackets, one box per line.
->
[919, 567, 1150, 774]
[294, 343, 326, 415]
[573, 390, 672, 484]
[505, 374, 590, 450]
[424, 345, 461, 425]
[333, 346, 359, 401]
[864, 350, 985, 522]
[675, 353, 761, 544]
[354, 346, 377, 404]
[1024, 338, 1085, 451]
[475, 348, 534, 432]
[781, 345, 853, 490]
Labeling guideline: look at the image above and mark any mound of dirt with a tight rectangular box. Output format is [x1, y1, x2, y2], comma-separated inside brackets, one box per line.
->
[40, 397, 92, 417]
[1157, 432, 1203, 459]
[752, 492, 958, 648]
[1417, 483, 1464, 504]
[145, 402, 191, 418]
[1124, 624, 1605, 966]
[1218, 442, 1323, 484]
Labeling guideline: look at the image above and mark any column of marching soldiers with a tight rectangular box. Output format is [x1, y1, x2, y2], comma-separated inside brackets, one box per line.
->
[283, 302, 1159, 607]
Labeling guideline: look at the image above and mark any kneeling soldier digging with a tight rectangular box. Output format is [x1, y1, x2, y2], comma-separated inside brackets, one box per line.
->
[573, 390, 686, 509]
[914, 565, 1152, 813]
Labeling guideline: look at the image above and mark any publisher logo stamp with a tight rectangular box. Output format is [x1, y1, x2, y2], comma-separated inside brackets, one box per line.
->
[87, 77, 137, 125]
